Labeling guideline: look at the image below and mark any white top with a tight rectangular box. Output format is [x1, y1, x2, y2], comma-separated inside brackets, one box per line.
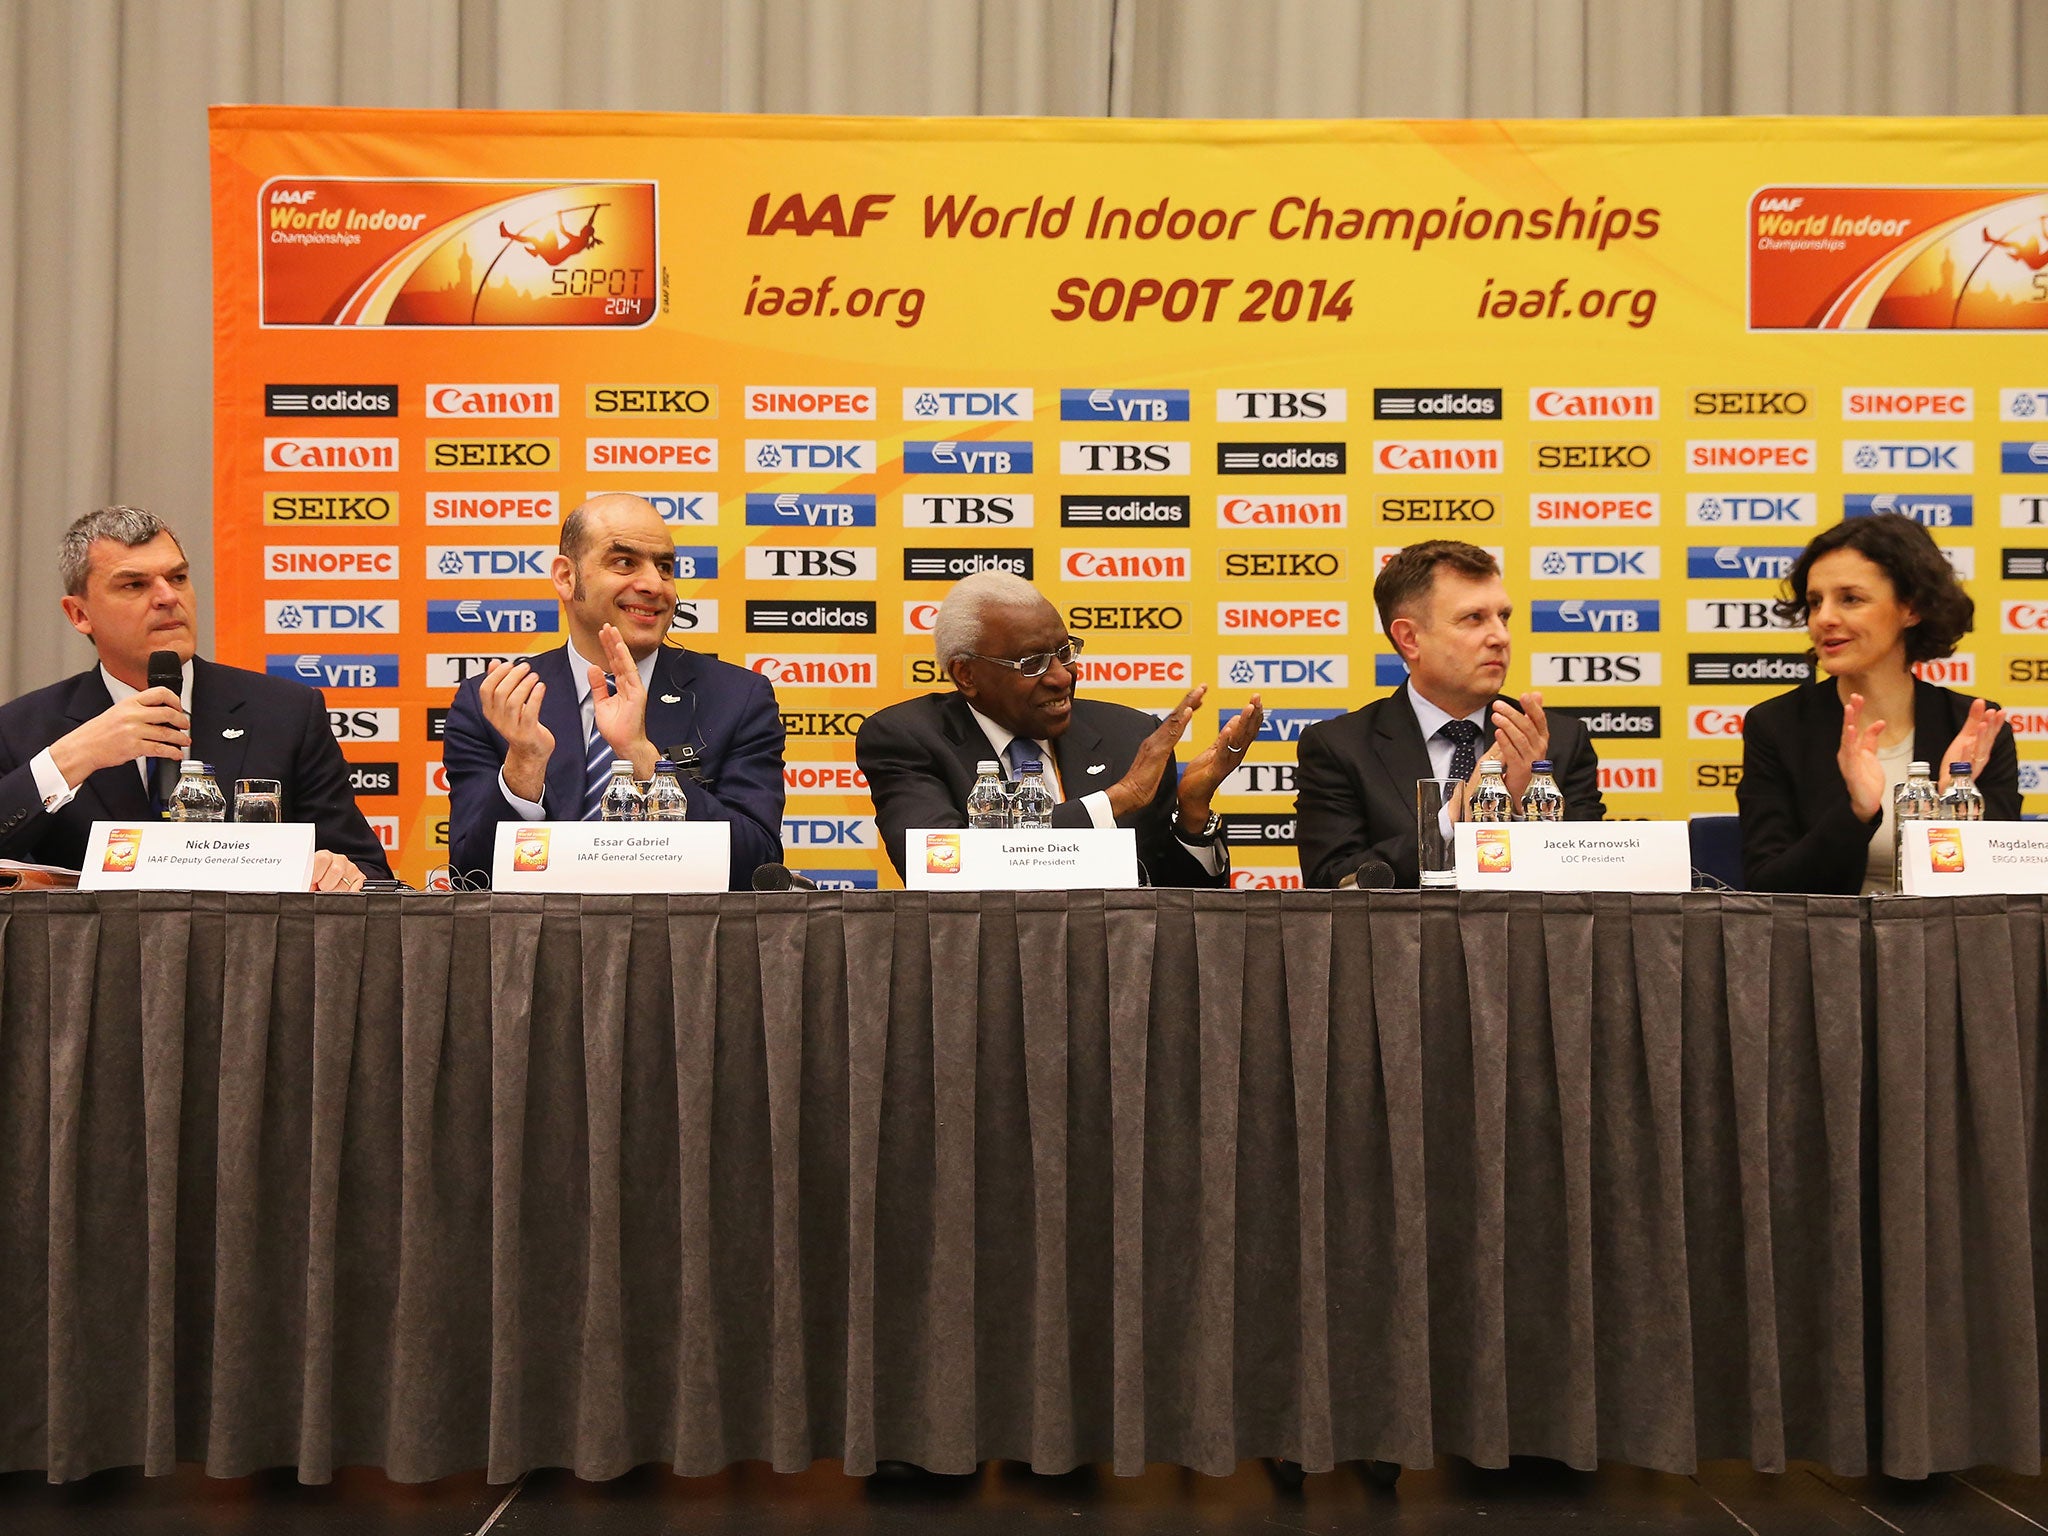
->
[30, 661, 194, 810]
[1407, 683, 1493, 780]
[1860, 737, 1919, 896]
[498, 639, 660, 820]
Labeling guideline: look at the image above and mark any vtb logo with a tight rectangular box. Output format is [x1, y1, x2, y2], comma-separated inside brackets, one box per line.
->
[746, 192, 893, 236]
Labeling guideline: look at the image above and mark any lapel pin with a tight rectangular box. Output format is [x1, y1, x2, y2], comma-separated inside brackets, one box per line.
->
[222, 728, 245, 739]
[660, 693, 682, 704]
[1087, 763, 1107, 774]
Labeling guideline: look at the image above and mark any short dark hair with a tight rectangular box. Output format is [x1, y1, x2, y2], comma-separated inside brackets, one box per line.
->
[1773, 513, 1973, 664]
[1372, 540, 1501, 634]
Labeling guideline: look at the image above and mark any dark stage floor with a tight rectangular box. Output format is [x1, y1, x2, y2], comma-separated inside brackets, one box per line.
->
[5, 1458, 2048, 1535]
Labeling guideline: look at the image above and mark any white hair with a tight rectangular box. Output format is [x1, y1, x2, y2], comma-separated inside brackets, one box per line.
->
[932, 570, 1051, 672]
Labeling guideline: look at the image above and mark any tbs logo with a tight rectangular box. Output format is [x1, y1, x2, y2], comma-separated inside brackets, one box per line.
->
[745, 493, 876, 527]
[268, 653, 398, 689]
[902, 388, 1031, 420]
[265, 601, 397, 633]
[1530, 653, 1661, 686]
[425, 600, 558, 634]
[1059, 388, 1189, 422]
[1688, 546, 1798, 581]
[1530, 600, 1658, 633]
[327, 708, 400, 742]
[1686, 493, 1817, 526]
[746, 438, 877, 474]
[903, 441, 1033, 474]
[1843, 440, 1972, 474]
[1844, 493, 1972, 527]
[1215, 389, 1345, 422]
[1058, 441, 1191, 474]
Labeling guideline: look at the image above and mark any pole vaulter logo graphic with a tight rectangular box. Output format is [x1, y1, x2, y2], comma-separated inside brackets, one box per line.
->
[259, 178, 658, 327]
[1750, 186, 2048, 330]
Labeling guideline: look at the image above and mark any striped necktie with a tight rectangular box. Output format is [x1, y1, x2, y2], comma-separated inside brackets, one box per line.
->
[581, 676, 616, 820]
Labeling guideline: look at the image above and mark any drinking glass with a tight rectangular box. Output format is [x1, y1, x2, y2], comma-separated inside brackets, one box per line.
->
[234, 778, 283, 823]
[1416, 777, 1466, 888]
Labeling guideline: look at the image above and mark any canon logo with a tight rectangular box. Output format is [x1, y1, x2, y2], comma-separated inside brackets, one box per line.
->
[1598, 760, 1663, 793]
[1689, 706, 1749, 739]
[2004, 602, 2048, 634]
[426, 384, 559, 418]
[1062, 549, 1190, 581]
[747, 654, 877, 687]
[1911, 654, 1976, 687]
[1530, 388, 1660, 420]
[265, 437, 397, 471]
[1374, 440, 1501, 473]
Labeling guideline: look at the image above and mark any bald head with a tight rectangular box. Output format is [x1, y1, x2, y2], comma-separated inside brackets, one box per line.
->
[551, 493, 679, 660]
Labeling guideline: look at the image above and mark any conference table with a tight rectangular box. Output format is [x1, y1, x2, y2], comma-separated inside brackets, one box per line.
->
[0, 889, 2041, 1485]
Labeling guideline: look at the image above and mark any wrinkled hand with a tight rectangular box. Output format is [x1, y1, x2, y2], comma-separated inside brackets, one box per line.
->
[1177, 693, 1264, 814]
[1937, 697, 2007, 794]
[1465, 691, 1551, 800]
[48, 687, 188, 788]
[1107, 685, 1206, 819]
[588, 624, 654, 776]
[1838, 692, 1889, 821]
[310, 850, 366, 892]
[479, 659, 555, 803]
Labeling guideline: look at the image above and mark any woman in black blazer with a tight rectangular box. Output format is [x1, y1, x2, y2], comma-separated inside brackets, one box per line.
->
[1738, 513, 2017, 894]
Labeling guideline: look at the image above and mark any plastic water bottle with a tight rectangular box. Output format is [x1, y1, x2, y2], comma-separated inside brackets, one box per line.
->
[1939, 760, 1985, 821]
[1519, 759, 1565, 822]
[642, 759, 689, 821]
[1008, 758, 1056, 828]
[165, 760, 227, 822]
[1890, 760, 1939, 891]
[599, 760, 645, 822]
[966, 760, 1010, 828]
[1468, 758, 1514, 823]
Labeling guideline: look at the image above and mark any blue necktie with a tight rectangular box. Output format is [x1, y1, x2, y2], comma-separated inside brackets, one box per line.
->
[1005, 737, 1041, 781]
[1440, 719, 1481, 784]
[581, 676, 616, 820]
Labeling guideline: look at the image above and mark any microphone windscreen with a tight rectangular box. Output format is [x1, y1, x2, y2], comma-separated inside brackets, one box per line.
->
[1354, 858, 1398, 890]
[147, 649, 182, 695]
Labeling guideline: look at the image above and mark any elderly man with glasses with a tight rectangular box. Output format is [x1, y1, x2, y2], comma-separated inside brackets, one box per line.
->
[856, 570, 1261, 886]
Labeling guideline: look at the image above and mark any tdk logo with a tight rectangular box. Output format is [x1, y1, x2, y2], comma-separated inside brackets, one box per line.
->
[265, 384, 397, 417]
[2004, 442, 2048, 474]
[1530, 653, 1661, 686]
[265, 601, 397, 633]
[1058, 441, 1192, 474]
[426, 600, 558, 634]
[1215, 389, 1345, 422]
[1687, 546, 1799, 580]
[1060, 388, 1189, 422]
[745, 493, 877, 527]
[1220, 655, 1349, 688]
[746, 438, 877, 474]
[1549, 705, 1662, 738]
[2001, 391, 2048, 422]
[1844, 493, 1973, 527]
[903, 441, 1033, 474]
[1686, 493, 1818, 526]
[266, 653, 399, 689]
[427, 545, 551, 578]
[1062, 495, 1190, 528]
[1373, 388, 1501, 420]
[1690, 652, 1815, 685]
[903, 548, 1033, 581]
[1531, 600, 1658, 633]
[633, 492, 717, 525]
[746, 601, 876, 634]
[1530, 547, 1659, 579]
[902, 388, 1032, 420]
[2021, 762, 2048, 794]
[1375, 654, 1409, 686]
[1248, 708, 1345, 742]
[782, 817, 879, 848]
[903, 494, 1032, 526]
[1843, 440, 1973, 474]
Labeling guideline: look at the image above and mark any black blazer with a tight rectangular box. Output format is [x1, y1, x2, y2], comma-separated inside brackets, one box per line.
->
[854, 691, 1227, 888]
[1737, 678, 2020, 893]
[0, 656, 391, 877]
[1294, 685, 1606, 888]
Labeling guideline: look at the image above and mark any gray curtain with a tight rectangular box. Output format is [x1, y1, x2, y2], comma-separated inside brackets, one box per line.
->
[3, 0, 2045, 696]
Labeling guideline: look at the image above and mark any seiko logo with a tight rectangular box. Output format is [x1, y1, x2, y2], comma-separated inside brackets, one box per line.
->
[1530, 653, 1661, 686]
[265, 384, 397, 417]
[265, 437, 397, 471]
[746, 601, 877, 634]
[1219, 441, 1346, 474]
[586, 385, 718, 417]
[1373, 388, 1501, 420]
[745, 493, 877, 527]
[1845, 493, 1973, 527]
[263, 546, 398, 579]
[779, 710, 871, 738]
[1688, 390, 1808, 417]
[1063, 495, 1189, 528]
[906, 494, 1031, 526]
[425, 384, 558, 418]
[1842, 440, 1973, 474]
[1377, 496, 1492, 523]
[2010, 659, 2048, 684]
[1689, 705, 1749, 740]
[1220, 551, 1343, 579]
[1686, 440, 1815, 471]
[1530, 494, 1658, 525]
[1372, 440, 1498, 473]
[1062, 548, 1190, 581]
[1695, 763, 1744, 789]
[1549, 706, 1662, 738]
[903, 548, 1033, 580]
[266, 601, 398, 634]
[1842, 388, 1972, 421]
[1530, 547, 1660, 579]
[1689, 652, 1814, 685]
[1687, 600, 1801, 632]
[1532, 442, 1656, 472]
[1685, 493, 1817, 526]
[1058, 441, 1192, 475]
[748, 653, 877, 688]
[1214, 389, 1344, 422]
[586, 438, 715, 471]
[426, 438, 556, 470]
[262, 493, 394, 524]
[901, 388, 1032, 420]
[1222, 495, 1347, 526]
[743, 386, 876, 420]
[1059, 388, 1190, 422]
[1066, 605, 1185, 632]
[745, 546, 875, 580]
[424, 491, 560, 523]
[1531, 388, 1660, 420]
[1216, 602, 1348, 635]
[903, 441, 1033, 474]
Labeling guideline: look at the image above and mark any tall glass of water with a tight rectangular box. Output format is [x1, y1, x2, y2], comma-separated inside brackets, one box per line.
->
[234, 778, 283, 823]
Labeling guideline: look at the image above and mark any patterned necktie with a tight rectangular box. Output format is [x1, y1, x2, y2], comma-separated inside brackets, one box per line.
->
[1440, 719, 1481, 784]
[581, 675, 617, 820]
[1004, 737, 1041, 781]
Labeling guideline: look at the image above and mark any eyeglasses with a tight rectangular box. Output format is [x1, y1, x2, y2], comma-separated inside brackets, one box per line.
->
[965, 637, 1085, 679]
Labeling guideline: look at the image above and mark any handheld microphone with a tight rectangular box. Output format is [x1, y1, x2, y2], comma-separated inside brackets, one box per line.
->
[751, 863, 820, 892]
[1337, 858, 1398, 891]
[146, 649, 184, 808]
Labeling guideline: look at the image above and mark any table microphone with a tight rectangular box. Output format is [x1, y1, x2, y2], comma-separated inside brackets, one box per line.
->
[751, 863, 820, 892]
[146, 649, 184, 810]
[1336, 857, 1398, 891]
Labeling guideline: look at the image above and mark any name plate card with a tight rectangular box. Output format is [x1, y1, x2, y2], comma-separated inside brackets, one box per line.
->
[1454, 820, 1692, 893]
[904, 827, 1139, 890]
[1900, 821, 2048, 894]
[491, 822, 731, 893]
[80, 821, 316, 892]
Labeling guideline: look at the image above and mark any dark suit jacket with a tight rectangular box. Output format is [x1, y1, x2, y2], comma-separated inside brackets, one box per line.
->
[854, 692, 1227, 888]
[0, 656, 391, 877]
[1294, 685, 1606, 888]
[443, 644, 785, 889]
[1737, 678, 2020, 893]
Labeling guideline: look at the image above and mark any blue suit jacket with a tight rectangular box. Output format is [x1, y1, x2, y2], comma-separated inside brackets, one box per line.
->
[443, 645, 786, 888]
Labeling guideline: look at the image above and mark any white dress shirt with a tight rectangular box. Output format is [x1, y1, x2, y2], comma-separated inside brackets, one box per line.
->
[498, 640, 660, 820]
[1406, 682, 1492, 778]
[30, 661, 194, 809]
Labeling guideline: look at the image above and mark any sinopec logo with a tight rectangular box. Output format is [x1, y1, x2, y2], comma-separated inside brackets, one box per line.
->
[586, 437, 715, 471]
[1219, 551, 1344, 579]
[1843, 388, 1972, 421]
[746, 601, 876, 633]
[748, 654, 877, 688]
[263, 492, 395, 524]
[1061, 548, 1190, 581]
[1530, 546, 1660, 579]
[1373, 388, 1501, 420]
[1067, 605, 1185, 631]
[2010, 711, 2048, 741]
[1530, 494, 1658, 525]
[906, 494, 1033, 527]
[744, 386, 876, 420]
[425, 384, 558, 418]
[1912, 654, 1976, 687]
[1059, 441, 1192, 475]
[902, 387, 1032, 421]
[1217, 602, 1348, 634]
[1548, 706, 1662, 738]
[1689, 652, 1814, 684]
[1687, 600, 1801, 632]
[745, 547, 874, 580]
[904, 548, 1034, 580]
[266, 384, 397, 417]
[1071, 655, 1193, 690]
[1686, 492, 1817, 526]
[1219, 441, 1346, 474]
[1063, 495, 1189, 528]
[1686, 439, 1815, 472]
[1060, 387, 1190, 422]
[1371, 440, 1498, 474]
[745, 493, 877, 528]
[1215, 389, 1345, 422]
[1530, 653, 1661, 686]
[1688, 390, 1809, 417]
[266, 601, 398, 634]
[1843, 440, 1973, 474]
[586, 385, 718, 417]
[1530, 599, 1658, 633]
[1531, 442, 1657, 472]
[263, 545, 398, 579]
[1377, 496, 1492, 523]
[265, 437, 398, 471]
[425, 491, 559, 524]
[426, 438, 556, 470]
[1687, 546, 1800, 580]
[1531, 387, 1660, 420]
[266, 653, 399, 690]
[1222, 495, 1347, 527]
[1598, 760, 1663, 793]
[783, 762, 870, 796]
[1689, 705, 1750, 739]
[903, 441, 1033, 474]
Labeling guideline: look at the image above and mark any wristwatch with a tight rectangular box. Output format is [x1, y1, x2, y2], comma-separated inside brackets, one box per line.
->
[1175, 809, 1224, 843]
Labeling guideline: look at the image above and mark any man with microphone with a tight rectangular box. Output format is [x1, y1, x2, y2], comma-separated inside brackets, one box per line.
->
[1295, 539, 1605, 887]
[0, 506, 389, 888]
